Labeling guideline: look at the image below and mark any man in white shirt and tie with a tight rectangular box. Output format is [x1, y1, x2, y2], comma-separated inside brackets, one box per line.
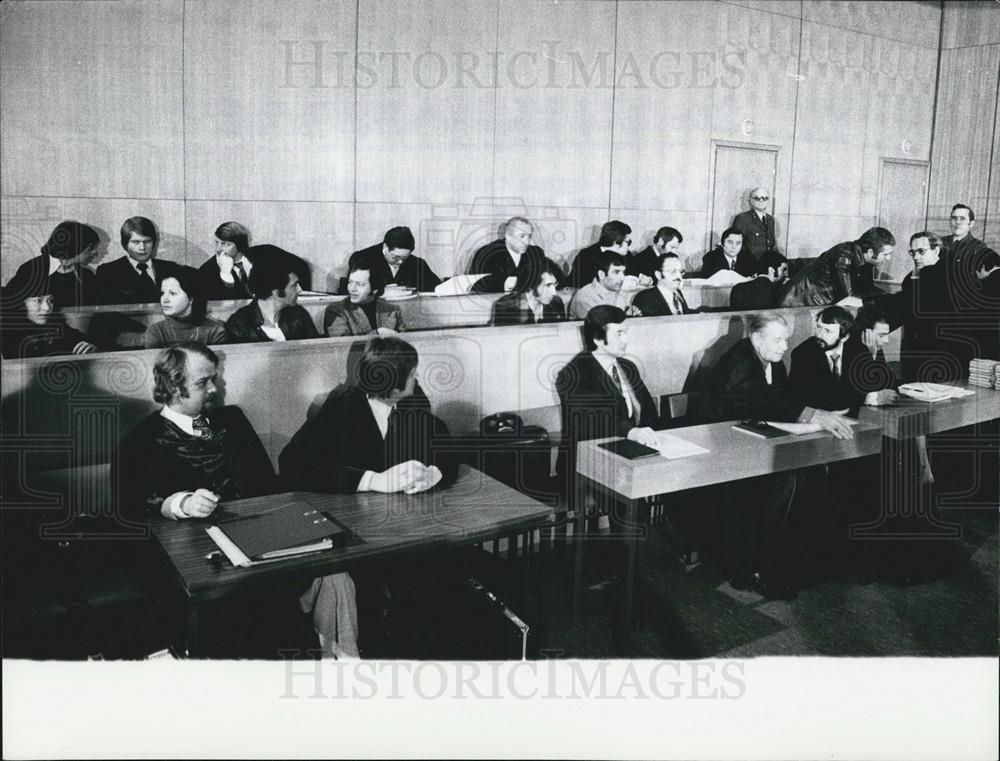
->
[700, 228, 756, 278]
[95, 217, 184, 305]
[788, 306, 861, 411]
[632, 253, 694, 316]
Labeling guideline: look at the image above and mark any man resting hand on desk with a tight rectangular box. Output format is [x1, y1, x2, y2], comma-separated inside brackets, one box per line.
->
[701, 312, 855, 599]
[115, 341, 358, 659]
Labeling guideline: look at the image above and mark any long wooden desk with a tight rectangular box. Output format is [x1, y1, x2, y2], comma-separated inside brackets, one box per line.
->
[573, 420, 885, 655]
[857, 381, 1000, 439]
[854, 382, 1000, 540]
[150, 465, 552, 656]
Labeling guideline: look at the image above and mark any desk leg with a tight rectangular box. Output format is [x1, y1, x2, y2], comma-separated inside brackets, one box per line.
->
[184, 604, 201, 658]
[572, 476, 587, 618]
[620, 498, 640, 657]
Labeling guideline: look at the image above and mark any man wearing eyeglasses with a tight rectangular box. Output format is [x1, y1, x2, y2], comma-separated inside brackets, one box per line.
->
[732, 187, 778, 260]
[876, 232, 958, 382]
[566, 220, 652, 290]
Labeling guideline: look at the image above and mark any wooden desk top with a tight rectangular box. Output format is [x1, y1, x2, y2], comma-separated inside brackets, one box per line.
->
[858, 382, 1000, 439]
[150, 466, 552, 603]
[576, 420, 884, 501]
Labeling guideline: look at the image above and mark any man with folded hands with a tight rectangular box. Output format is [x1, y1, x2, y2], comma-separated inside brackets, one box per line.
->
[115, 341, 358, 658]
[280, 336, 453, 494]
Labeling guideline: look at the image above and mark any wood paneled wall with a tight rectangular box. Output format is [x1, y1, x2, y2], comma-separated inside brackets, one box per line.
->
[2, 0, 944, 286]
[928, 0, 1000, 252]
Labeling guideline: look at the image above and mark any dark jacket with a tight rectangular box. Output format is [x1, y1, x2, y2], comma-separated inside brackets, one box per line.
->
[0, 314, 91, 359]
[347, 244, 441, 292]
[700, 246, 756, 278]
[490, 292, 566, 326]
[789, 338, 857, 413]
[700, 338, 804, 423]
[729, 276, 782, 310]
[279, 384, 455, 494]
[7, 254, 98, 308]
[224, 301, 319, 343]
[95, 256, 185, 305]
[876, 264, 963, 381]
[555, 351, 659, 485]
[731, 210, 777, 259]
[469, 240, 554, 293]
[197, 245, 312, 301]
[627, 246, 662, 280]
[113, 405, 278, 522]
[631, 287, 693, 316]
[779, 240, 867, 307]
[323, 299, 405, 336]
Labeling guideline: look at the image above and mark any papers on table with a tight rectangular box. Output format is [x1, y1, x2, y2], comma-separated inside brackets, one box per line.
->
[835, 296, 864, 308]
[701, 270, 752, 286]
[898, 382, 977, 403]
[433, 274, 487, 296]
[654, 431, 710, 459]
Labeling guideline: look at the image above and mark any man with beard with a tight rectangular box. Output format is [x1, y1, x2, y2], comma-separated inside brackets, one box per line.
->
[631, 253, 695, 316]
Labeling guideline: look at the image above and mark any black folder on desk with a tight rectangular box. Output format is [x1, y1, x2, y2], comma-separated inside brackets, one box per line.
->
[598, 439, 660, 460]
[732, 420, 789, 439]
[216, 503, 347, 561]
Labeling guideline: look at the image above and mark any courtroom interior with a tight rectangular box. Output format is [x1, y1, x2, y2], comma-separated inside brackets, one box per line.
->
[1, 0, 998, 662]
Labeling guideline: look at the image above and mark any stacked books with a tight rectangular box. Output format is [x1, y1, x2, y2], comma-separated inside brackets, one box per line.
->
[968, 359, 999, 389]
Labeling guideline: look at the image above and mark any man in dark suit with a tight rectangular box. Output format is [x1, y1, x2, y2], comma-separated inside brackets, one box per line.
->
[789, 306, 857, 412]
[976, 248, 1000, 299]
[630, 226, 683, 282]
[877, 231, 962, 382]
[7, 220, 100, 308]
[555, 305, 660, 490]
[198, 221, 312, 300]
[941, 204, 996, 306]
[632, 253, 695, 316]
[280, 336, 455, 494]
[780, 227, 894, 307]
[96, 216, 184, 305]
[469, 216, 560, 293]
[346, 226, 440, 293]
[224, 257, 319, 343]
[114, 341, 357, 658]
[729, 252, 789, 310]
[702, 313, 855, 598]
[731, 187, 778, 260]
[566, 220, 653, 289]
[700, 227, 756, 278]
[490, 261, 566, 326]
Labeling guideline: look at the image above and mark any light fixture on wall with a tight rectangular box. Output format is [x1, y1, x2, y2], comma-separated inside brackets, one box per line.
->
[742, 119, 754, 137]
[901, 139, 912, 154]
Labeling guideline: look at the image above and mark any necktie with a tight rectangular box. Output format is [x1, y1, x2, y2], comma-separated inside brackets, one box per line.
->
[192, 415, 214, 441]
[384, 408, 398, 441]
[611, 364, 639, 424]
[232, 262, 246, 287]
[673, 293, 684, 315]
[829, 354, 840, 378]
[137, 262, 149, 279]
